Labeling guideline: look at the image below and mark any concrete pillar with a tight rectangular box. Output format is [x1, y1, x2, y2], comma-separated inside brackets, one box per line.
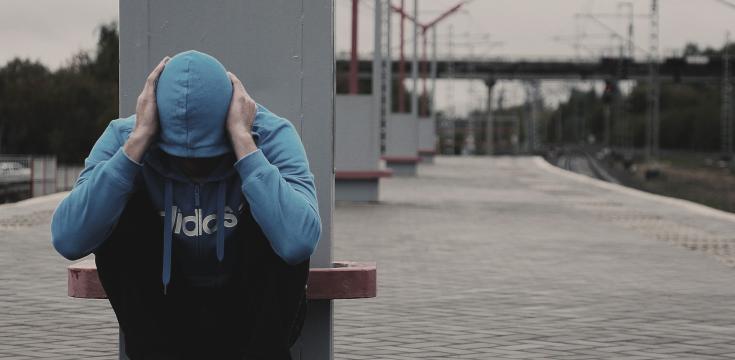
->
[119, 1, 334, 359]
[335, 95, 390, 202]
[419, 26, 439, 164]
[418, 117, 436, 163]
[384, 113, 419, 176]
[335, 0, 391, 202]
[383, 0, 419, 176]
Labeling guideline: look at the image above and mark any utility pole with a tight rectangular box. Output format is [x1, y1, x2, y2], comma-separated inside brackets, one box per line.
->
[389, 1, 468, 117]
[398, 0, 406, 113]
[447, 25, 455, 118]
[392, 0, 430, 116]
[646, 0, 660, 161]
[575, 5, 638, 151]
[421, 28, 429, 116]
[622, 2, 635, 60]
[611, 40, 624, 150]
[524, 84, 532, 153]
[485, 79, 495, 155]
[349, 0, 360, 94]
[382, 0, 392, 153]
[411, 0, 419, 118]
[466, 32, 477, 153]
[430, 26, 437, 121]
[533, 81, 542, 152]
[619, 1, 634, 154]
[374, 0, 385, 153]
[723, 31, 733, 159]
[524, 81, 541, 153]
[389, 2, 469, 161]
[575, 87, 583, 144]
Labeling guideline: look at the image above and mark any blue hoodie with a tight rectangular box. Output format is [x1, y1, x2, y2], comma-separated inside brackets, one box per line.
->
[51, 50, 321, 291]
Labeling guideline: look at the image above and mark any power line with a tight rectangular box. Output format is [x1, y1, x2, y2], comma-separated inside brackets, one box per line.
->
[575, 13, 650, 56]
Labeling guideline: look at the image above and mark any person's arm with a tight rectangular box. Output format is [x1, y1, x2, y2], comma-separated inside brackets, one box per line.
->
[226, 72, 321, 265]
[51, 56, 169, 260]
[234, 122, 321, 265]
[51, 121, 142, 259]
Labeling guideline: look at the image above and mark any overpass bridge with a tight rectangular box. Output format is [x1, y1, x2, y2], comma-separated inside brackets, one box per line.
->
[337, 56, 725, 82]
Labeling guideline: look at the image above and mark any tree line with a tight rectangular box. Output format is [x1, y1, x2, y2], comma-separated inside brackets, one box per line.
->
[546, 42, 728, 153]
[0, 23, 730, 162]
[0, 22, 118, 163]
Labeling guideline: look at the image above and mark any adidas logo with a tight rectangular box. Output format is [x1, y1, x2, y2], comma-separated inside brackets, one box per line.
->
[159, 204, 242, 237]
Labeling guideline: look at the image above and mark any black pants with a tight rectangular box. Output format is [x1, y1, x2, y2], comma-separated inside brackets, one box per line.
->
[95, 191, 309, 360]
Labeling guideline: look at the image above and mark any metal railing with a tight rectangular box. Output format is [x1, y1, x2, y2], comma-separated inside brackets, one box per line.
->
[0, 155, 83, 203]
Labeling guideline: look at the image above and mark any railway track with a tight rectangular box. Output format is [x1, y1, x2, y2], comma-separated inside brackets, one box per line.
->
[554, 150, 620, 184]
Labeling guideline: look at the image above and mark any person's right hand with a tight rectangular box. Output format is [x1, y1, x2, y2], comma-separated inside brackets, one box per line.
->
[124, 56, 170, 163]
[225, 72, 258, 160]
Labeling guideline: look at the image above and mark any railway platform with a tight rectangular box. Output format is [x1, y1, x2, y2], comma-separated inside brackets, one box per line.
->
[2, 156, 735, 359]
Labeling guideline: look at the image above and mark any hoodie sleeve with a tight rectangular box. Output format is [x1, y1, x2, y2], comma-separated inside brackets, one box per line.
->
[51, 120, 142, 260]
[234, 119, 321, 265]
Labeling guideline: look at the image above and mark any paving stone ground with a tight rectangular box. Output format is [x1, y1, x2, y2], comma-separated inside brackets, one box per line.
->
[3, 156, 735, 359]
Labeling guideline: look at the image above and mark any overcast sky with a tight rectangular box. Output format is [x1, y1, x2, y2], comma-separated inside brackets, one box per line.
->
[338, 0, 735, 59]
[2, 0, 735, 113]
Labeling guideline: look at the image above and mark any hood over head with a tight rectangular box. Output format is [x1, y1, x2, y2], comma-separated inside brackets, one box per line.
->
[155, 50, 233, 158]
[154, 50, 234, 293]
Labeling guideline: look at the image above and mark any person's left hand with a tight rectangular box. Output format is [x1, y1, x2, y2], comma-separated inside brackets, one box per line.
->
[226, 71, 258, 159]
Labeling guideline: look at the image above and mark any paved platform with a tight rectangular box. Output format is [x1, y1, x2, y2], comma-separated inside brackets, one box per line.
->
[3, 156, 735, 359]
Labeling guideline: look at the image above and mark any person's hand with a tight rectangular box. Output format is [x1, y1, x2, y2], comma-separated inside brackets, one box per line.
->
[124, 56, 170, 163]
[226, 72, 258, 160]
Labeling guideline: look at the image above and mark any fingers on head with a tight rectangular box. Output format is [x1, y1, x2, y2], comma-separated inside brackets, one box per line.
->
[158, 56, 171, 70]
[228, 72, 243, 88]
[229, 72, 251, 99]
[146, 56, 170, 87]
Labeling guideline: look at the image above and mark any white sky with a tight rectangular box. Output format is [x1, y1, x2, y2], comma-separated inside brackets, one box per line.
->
[337, 0, 735, 59]
[2, 0, 735, 114]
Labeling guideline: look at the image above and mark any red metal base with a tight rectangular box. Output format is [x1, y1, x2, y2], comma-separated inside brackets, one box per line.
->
[335, 170, 393, 180]
[381, 156, 421, 164]
[68, 259, 376, 300]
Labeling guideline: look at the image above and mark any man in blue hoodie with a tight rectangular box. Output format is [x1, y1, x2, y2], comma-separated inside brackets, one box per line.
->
[51, 50, 322, 359]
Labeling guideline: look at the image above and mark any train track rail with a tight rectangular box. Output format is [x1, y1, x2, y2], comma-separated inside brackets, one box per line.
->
[554, 150, 620, 184]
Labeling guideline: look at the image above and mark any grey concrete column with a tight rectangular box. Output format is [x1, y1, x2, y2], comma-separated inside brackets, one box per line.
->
[384, 113, 419, 176]
[119, 1, 334, 359]
[335, 0, 389, 202]
[418, 117, 436, 163]
[484, 79, 496, 156]
[335, 95, 384, 201]
[383, 0, 419, 176]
